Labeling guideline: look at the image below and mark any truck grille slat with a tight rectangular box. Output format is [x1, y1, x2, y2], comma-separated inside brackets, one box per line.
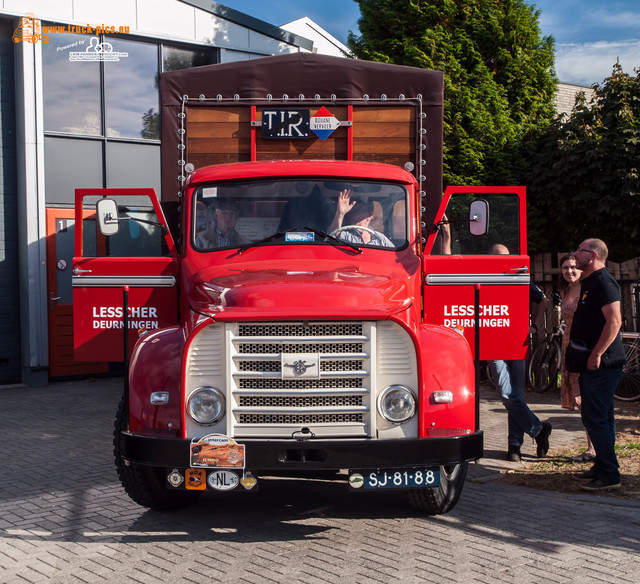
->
[239, 413, 363, 425]
[237, 342, 363, 354]
[236, 359, 365, 373]
[238, 395, 364, 408]
[238, 323, 363, 337]
[238, 378, 363, 390]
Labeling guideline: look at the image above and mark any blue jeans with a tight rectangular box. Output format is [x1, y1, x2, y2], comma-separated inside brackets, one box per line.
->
[579, 367, 623, 484]
[489, 360, 543, 447]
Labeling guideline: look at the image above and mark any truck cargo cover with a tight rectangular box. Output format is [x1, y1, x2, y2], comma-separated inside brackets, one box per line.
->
[160, 53, 444, 207]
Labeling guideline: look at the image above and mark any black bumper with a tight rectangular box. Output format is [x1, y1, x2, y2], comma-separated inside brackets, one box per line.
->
[120, 431, 483, 471]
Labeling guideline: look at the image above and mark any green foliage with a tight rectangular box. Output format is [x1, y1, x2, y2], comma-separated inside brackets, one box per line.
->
[348, 0, 557, 187]
[526, 65, 640, 261]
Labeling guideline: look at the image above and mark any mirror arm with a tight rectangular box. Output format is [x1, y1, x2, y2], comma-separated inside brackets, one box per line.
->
[431, 218, 470, 234]
[110, 216, 168, 235]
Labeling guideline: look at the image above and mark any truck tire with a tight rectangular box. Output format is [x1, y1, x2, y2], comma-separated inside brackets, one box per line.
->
[406, 462, 468, 515]
[113, 395, 200, 511]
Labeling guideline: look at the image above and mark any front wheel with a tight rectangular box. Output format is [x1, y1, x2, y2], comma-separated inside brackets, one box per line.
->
[528, 339, 561, 392]
[406, 462, 468, 515]
[114, 395, 200, 511]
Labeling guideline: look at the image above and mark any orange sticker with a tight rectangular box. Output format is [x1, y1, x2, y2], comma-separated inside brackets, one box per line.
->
[185, 468, 207, 490]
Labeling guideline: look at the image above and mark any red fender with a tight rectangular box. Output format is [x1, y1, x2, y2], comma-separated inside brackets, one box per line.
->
[416, 324, 476, 438]
[128, 326, 185, 433]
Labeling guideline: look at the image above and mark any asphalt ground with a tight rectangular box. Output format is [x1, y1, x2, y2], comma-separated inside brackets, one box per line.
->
[1, 377, 639, 584]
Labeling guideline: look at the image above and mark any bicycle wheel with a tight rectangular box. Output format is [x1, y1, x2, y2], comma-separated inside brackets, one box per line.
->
[528, 339, 561, 392]
[614, 337, 640, 401]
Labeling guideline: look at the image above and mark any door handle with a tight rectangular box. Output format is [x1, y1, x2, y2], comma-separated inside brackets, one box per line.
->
[49, 295, 61, 312]
[509, 266, 529, 273]
[73, 268, 92, 275]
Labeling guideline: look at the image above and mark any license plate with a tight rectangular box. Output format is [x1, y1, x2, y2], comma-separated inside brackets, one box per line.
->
[349, 468, 440, 490]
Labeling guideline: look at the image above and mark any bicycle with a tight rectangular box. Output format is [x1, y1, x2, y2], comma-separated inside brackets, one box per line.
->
[614, 332, 640, 401]
[528, 321, 565, 393]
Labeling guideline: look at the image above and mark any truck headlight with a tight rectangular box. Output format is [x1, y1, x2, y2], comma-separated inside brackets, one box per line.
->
[378, 385, 416, 423]
[187, 387, 225, 425]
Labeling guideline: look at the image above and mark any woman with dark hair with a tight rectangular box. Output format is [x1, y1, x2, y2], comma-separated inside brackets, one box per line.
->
[558, 253, 595, 461]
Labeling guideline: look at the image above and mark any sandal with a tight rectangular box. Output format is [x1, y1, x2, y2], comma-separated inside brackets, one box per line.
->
[571, 452, 596, 462]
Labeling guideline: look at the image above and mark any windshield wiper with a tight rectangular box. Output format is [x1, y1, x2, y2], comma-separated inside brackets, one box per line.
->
[303, 226, 362, 254]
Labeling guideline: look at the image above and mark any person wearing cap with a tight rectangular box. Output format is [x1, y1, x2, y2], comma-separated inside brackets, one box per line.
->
[328, 189, 394, 247]
[196, 198, 247, 249]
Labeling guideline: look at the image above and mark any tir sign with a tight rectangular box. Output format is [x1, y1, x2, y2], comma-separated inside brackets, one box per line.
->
[262, 109, 310, 139]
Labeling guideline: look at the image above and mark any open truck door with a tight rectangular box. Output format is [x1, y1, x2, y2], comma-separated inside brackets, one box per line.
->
[73, 188, 179, 362]
[423, 186, 529, 361]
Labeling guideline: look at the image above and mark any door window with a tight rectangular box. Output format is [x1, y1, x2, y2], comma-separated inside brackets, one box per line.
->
[81, 195, 170, 257]
[434, 193, 520, 255]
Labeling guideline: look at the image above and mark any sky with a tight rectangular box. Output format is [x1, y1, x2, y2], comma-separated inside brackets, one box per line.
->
[225, 0, 640, 86]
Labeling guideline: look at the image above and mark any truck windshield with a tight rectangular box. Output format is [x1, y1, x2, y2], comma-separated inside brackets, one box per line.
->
[192, 179, 408, 251]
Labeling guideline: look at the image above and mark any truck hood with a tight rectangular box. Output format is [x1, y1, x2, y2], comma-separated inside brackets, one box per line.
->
[188, 262, 416, 320]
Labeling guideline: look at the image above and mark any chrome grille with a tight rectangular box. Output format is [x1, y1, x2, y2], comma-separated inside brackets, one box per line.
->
[230, 321, 372, 438]
[238, 378, 363, 390]
[238, 413, 363, 424]
[184, 320, 419, 442]
[237, 342, 363, 354]
[236, 359, 364, 373]
[238, 395, 363, 408]
[239, 323, 363, 337]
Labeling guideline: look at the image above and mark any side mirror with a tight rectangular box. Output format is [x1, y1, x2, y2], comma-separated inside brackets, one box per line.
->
[469, 199, 489, 236]
[96, 198, 120, 236]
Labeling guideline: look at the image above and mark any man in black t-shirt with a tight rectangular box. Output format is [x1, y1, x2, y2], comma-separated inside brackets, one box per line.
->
[571, 238, 625, 491]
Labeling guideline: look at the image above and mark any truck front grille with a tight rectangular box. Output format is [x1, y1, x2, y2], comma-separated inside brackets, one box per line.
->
[230, 321, 373, 438]
[184, 320, 419, 441]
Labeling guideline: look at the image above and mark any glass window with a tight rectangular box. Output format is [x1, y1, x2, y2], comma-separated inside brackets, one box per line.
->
[44, 137, 103, 204]
[81, 195, 169, 257]
[162, 45, 216, 72]
[440, 193, 520, 255]
[106, 142, 161, 190]
[42, 32, 101, 135]
[192, 179, 408, 251]
[104, 39, 159, 140]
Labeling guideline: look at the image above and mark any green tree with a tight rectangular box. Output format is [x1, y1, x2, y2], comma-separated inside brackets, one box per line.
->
[348, 0, 557, 187]
[527, 64, 640, 261]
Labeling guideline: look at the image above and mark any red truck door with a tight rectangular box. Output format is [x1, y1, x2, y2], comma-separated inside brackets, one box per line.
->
[72, 188, 179, 362]
[423, 186, 530, 361]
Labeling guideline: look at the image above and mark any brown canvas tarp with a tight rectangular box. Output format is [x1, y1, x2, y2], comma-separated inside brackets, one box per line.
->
[160, 52, 444, 206]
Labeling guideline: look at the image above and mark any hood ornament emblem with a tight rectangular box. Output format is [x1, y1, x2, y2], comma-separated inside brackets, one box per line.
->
[284, 360, 316, 376]
[281, 353, 320, 379]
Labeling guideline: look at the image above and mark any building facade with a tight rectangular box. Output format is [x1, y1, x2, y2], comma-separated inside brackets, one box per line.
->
[0, 0, 327, 385]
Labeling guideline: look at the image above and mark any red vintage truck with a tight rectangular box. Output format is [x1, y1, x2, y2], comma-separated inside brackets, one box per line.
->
[72, 54, 529, 514]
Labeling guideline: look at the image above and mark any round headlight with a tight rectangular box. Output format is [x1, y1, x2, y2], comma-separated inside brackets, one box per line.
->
[378, 385, 416, 423]
[187, 387, 225, 425]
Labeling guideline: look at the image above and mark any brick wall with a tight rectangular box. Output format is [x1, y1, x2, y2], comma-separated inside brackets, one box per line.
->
[554, 82, 596, 118]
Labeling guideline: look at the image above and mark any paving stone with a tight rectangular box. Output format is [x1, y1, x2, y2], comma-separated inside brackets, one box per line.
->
[0, 377, 639, 583]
